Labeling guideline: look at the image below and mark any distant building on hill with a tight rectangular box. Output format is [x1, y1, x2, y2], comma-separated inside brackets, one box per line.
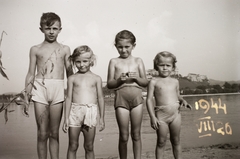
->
[186, 73, 208, 82]
[146, 69, 157, 80]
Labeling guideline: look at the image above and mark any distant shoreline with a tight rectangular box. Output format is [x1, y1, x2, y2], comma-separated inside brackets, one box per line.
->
[0, 93, 239, 103]
[182, 92, 240, 97]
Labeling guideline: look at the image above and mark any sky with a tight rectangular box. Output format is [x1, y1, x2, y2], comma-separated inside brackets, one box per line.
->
[0, 0, 239, 94]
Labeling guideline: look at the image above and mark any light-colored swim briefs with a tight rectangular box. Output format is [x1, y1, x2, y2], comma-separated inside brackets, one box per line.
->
[31, 78, 64, 105]
[69, 103, 98, 128]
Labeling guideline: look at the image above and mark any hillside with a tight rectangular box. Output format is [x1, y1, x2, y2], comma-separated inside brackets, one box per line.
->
[178, 78, 209, 89]
[178, 78, 240, 89]
[208, 79, 240, 86]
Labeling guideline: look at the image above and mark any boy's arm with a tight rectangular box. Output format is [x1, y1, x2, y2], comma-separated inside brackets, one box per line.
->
[107, 59, 124, 89]
[24, 47, 37, 103]
[146, 79, 160, 130]
[64, 46, 73, 78]
[96, 76, 105, 131]
[62, 76, 73, 133]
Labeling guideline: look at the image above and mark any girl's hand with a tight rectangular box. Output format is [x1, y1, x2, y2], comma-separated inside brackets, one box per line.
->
[186, 104, 192, 110]
[150, 117, 161, 130]
[128, 72, 137, 79]
[99, 119, 105, 132]
[120, 73, 128, 81]
[180, 99, 192, 110]
[62, 120, 69, 133]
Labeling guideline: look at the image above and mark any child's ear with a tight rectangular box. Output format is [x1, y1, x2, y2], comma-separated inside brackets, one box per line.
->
[90, 61, 94, 67]
[39, 27, 43, 32]
[133, 43, 136, 49]
[154, 63, 158, 71]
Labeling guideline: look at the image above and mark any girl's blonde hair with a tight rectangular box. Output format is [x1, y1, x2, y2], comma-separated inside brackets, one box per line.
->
[69, 45, 96, 67]
[153, 51, 177, 70]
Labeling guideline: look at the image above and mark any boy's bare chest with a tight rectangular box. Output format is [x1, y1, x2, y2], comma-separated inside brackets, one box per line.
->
[37, 50, 65, 62]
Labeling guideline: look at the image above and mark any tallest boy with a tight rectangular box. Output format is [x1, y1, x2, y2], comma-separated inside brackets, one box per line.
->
[24, 12, 73, 159]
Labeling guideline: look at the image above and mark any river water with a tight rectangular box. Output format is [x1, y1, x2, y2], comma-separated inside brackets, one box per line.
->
[0, 93, 239, 159]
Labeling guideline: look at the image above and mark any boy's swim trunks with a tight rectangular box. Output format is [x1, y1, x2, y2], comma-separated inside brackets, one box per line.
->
[69, 103, 98, 128]
[154, 101, 180, 125]
[114, 86, 143, 110]
[31, 78, 64, 105]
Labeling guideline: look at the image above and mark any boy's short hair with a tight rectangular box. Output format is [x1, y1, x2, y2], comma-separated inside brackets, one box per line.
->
[70, 45, 96, 66]
[40, 12, 61, 28]
[153, 51, 177, 70]
[114, 30, 136, 45]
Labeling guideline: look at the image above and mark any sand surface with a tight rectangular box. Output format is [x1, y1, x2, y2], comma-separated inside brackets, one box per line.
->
[1, 95, 240, 159]
[100, 143, 240, 159]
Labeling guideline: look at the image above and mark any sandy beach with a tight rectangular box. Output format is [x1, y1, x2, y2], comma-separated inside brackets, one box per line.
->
[1, 94, 240, 159]
[127, 143, 240, 159]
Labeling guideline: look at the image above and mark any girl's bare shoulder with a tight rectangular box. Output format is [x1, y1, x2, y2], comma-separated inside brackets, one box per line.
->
[110, 57, 122, 63]
[90, 72, 102, 81]
[171, 77, 179, 83]
[129, 56, 141, 61]
[149, 77, 159, 84]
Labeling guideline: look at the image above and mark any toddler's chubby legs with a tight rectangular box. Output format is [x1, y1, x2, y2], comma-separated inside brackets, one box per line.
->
[155, 122, 169, 159]
[115, 104, 143, 159]
[67, 127, 96, 159]
[169, 114, 182, 159]
[34, 102, 63, 159]
[155, 113, 182, 159]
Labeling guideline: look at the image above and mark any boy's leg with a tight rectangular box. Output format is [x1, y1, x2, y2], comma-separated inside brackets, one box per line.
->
[155, 117, 169, 159]
[82, 127, 96, 159]
[130, 104, 143, 159]
[67, 127, 81, 159]
[115, 108, 130, 159]
[34, 102, 50, 159]
[49, 102, 63, 159]
[169, 113, 182, 159]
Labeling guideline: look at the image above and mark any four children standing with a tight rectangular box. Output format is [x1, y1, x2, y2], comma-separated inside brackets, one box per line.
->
[24, 12, 192, 159]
